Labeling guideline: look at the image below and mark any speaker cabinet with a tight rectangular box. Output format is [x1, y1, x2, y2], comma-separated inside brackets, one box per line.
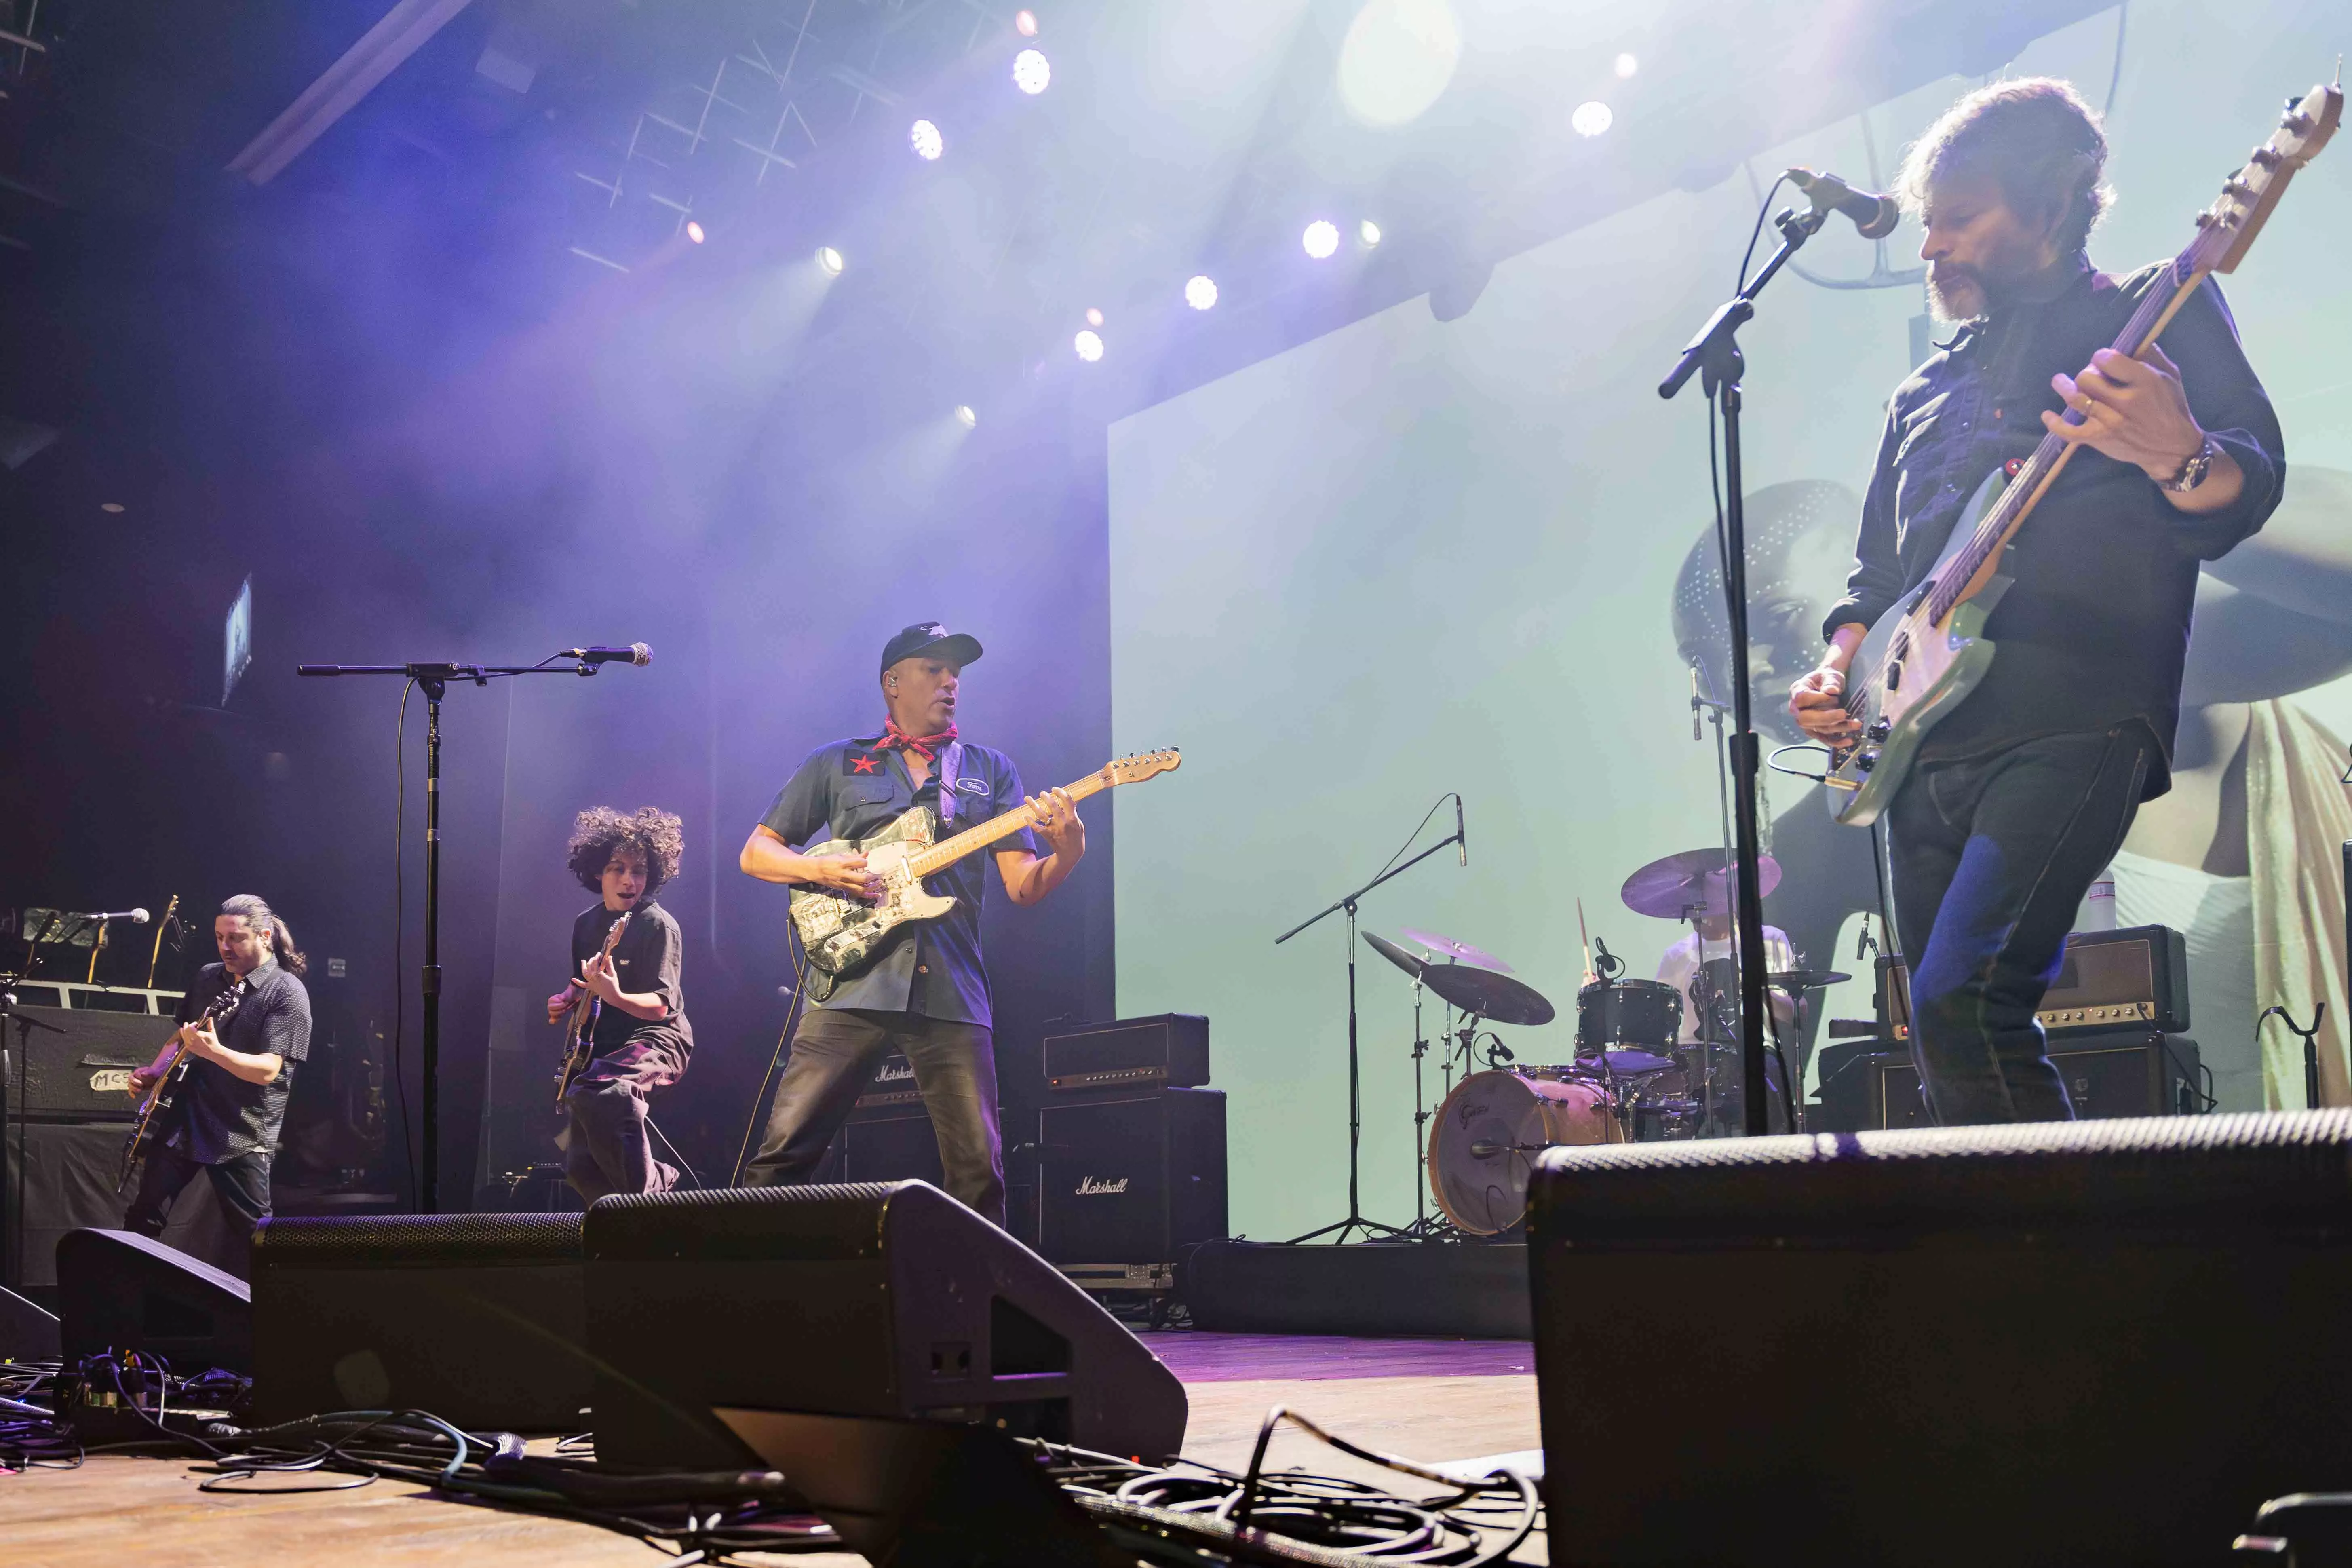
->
[250, 1213, 589, 1430]
[57, 1229, 252, 1373]
[1528, 1111, 2352, 1568]
[1037, 1089, 1226, 1264]
[584, 1180, 1188, 1470]
[1873, 1032, 2200, 1126]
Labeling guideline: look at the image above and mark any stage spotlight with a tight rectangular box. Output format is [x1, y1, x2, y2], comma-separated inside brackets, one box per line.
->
[1184, 275, 1218, 310]
[816, 245, 845, 275]
[1085, 307, 1104, 327]
[1572, 100, 1613, 137]
[955, 404, 978, 429]
[1359, 219, 1382, 247]
[1015, 9, 1038, 36]
[1074, 329, 1104, 362]
[685, 219, 706, 244]
[99, 502, 125, 514]
[910, 119, 944, 160]
[1013, 49, 1050, 95]
[1302, 219, 1340, 260]
[1614, 52, 1638, 78]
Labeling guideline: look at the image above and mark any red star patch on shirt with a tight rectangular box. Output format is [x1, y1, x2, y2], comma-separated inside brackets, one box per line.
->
[850, 753, 879, 774]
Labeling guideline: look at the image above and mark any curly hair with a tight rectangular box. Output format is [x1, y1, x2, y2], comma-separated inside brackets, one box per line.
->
[1896, 78, 2112, 256]
[566, 806, 685, 896]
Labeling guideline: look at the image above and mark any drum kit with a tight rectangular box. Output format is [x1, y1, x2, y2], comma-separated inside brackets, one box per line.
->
[1382, 847, 1848, 1237]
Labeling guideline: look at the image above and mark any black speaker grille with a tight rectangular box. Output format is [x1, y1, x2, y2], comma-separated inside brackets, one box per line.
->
[1532, 1109, 2352, 1237]
[585, 1180, 928, 1260]
[253, 1212, 583, 1267]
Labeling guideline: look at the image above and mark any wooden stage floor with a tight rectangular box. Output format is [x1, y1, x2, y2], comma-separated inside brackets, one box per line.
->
[0, 1332, 1543, 1567]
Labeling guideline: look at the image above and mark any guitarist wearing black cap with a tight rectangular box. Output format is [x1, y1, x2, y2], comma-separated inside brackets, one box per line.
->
[738, 622, 1084, 1226]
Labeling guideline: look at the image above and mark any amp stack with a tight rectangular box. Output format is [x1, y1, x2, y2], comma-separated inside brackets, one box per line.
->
[1031, 1014, 1226, 1302]
[1831, 924, 2204, 1128]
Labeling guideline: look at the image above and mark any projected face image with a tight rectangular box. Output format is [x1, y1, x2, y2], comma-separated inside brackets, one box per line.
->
[1671, 481, 1861, 747]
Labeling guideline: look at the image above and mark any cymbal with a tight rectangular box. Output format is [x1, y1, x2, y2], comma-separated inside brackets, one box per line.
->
[1767, 968, 1852, 990]
[1399, 926, 1514, 973]
[1620, 849, 1782, 919]
[1365, 931, 1556, 1027]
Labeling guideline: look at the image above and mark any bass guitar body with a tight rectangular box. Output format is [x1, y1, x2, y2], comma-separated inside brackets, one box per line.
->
[1826, 467, 2010, 827]
[789, 807, 954, 994]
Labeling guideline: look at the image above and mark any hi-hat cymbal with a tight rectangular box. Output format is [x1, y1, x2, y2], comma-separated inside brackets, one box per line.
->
[1398, 927, 1514, 973]
[1620, 849, 1782, 919]
[1767, 968, 1852, 990]
[1365, 931, 1556, 1027]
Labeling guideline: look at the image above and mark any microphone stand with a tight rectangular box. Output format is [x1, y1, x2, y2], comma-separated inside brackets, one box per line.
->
[1274, 823, 1465, 1245]
[296, 656, 612, 1213]
[1660, 201, 1827, 1138]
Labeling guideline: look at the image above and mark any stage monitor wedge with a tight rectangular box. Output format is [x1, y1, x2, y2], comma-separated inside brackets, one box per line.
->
[249, 1212, 589, 1430]
[1528, 1111, 2352, 1568]
[56, 1228, 253, 1374]
[585, 1180, 1188, 1470]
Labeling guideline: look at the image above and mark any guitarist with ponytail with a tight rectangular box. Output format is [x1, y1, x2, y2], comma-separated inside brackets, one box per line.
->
[123, 894, 313, 1270]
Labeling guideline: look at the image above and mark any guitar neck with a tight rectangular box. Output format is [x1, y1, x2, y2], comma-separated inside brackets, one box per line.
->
[907, 770, 1114, 877]
[1928, 248, 2208, 624]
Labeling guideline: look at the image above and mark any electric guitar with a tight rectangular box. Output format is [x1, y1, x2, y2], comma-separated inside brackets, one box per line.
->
[554, 910, 633, 1104]
[1824, 79, 2341, 825]
[789, 749, 1181, 991]
[118, 978, 252, 1192]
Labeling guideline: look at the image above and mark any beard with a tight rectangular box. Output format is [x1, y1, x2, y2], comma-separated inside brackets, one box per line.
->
[1926, 261, 1987, 322]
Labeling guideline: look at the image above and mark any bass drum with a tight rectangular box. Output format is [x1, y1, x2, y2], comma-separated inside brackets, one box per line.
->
[1428, 1069, 1623, 1236]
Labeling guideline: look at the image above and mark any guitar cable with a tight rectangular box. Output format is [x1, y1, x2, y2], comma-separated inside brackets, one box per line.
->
[728, 940, 811, 1187]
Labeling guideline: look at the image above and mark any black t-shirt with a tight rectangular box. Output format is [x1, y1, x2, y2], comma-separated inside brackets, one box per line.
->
[759, 736, 1037, 1028]
[169, 958, 312, 1165]
[568, 898, 692, 1055]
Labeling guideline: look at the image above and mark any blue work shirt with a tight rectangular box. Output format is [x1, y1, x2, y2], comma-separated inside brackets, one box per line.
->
[1826, 256, 2284, 799]
[759, 735, 1039, 1028]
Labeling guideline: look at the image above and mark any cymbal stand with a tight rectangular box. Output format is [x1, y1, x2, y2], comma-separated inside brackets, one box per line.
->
[1407, 976, 1430, 1231]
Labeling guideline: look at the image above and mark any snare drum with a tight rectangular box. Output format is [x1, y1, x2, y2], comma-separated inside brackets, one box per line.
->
[1428, 1068, 1623, 1235]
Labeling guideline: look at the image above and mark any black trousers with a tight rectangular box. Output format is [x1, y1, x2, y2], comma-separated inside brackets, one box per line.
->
[124, 1144, 273, 1272]
[1887, 724, 2154, 1124]
[562, 1036, 687, 1203]
[744, 1007, 1003, 1226]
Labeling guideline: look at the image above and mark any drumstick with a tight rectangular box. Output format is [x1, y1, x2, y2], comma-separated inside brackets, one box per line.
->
[1576, 898, 1595, 984]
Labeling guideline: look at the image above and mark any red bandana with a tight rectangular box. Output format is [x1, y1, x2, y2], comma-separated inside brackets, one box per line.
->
[879, 718, 957, 763]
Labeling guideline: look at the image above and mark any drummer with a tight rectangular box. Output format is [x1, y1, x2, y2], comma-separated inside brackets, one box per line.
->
[1654, 871, 1799, 1046]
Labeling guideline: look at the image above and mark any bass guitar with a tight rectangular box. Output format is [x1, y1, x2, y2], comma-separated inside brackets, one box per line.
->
[117, 978, 253, 1192]
[790, 749, 1181, 991]
[1824, 79, 2341, 825]
[554, 910, 633, 1104]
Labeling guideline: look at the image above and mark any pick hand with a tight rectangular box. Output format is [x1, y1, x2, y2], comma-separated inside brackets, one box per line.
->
[808, 852, 883, 902]
[546, 983, 582, 1026]
[1789, 666, 1860, 742]
[2042, 344, 2205, 480]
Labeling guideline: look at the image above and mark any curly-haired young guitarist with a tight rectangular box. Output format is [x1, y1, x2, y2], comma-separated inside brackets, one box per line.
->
[738, 621, 1085, 1226]
[1789, 79, 2297, 1123]
[124, 895, 313, 1269]
[547, 806, 693, 1200]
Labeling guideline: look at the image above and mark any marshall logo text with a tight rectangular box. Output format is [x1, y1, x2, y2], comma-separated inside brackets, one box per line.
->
[1075, 1175, 1130, 1196]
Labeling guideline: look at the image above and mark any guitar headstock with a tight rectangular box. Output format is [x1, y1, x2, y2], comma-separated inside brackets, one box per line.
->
[2193, 79, 2342, 275]
[1103, 748, 1182, 786]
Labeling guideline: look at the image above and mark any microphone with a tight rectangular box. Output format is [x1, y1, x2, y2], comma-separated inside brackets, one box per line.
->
[90, 909, 151, 924]
[566, 644, 652, 667]
[1456, 795, 1468, 867]
[1786, 167, 1901, 239]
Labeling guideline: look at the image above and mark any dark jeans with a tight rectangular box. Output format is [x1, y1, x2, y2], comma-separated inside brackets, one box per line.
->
[125, 1145, 273, 1272]
[745, 1007, 1003, 1227]
[1888, 725, 2154, 1124]
[563, 1036, 688, 1203]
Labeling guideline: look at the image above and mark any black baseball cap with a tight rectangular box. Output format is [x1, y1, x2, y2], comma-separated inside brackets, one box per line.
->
[880, 621, 983, 675]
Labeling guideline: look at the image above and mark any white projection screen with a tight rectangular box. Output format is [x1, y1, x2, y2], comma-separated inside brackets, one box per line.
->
[1110, 2, 2352, 1241]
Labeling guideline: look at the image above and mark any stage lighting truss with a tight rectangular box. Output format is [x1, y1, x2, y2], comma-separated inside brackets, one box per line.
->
[1074, 329, 1104, 362]
[1302, 219, 1340, 260]
[1184, 275, 1218, 310]
[1013, 49, 1051, 95]
[910, 119, 944, 160]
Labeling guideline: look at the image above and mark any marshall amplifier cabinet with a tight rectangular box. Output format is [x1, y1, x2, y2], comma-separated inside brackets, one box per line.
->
[5, 1005, 168, 1121]
[2038, 924, 2190, 1035]
[850, 1049, 923, 1115]
[1038, 1088, 1226, 1264]
[1042, 1013, 1208, 1093]
[1873, 1032, 2201, 1127]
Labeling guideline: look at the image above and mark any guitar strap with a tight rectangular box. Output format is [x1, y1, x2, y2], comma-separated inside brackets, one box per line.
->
[937, 740, 964, 825]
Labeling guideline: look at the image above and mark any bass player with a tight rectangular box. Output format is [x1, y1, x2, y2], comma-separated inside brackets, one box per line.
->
[738, 621, 1084, 1226]
[546, 806, 693, 1201]
[1788, 80, 2285, 1123]
[124, 895, 313, 1271]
